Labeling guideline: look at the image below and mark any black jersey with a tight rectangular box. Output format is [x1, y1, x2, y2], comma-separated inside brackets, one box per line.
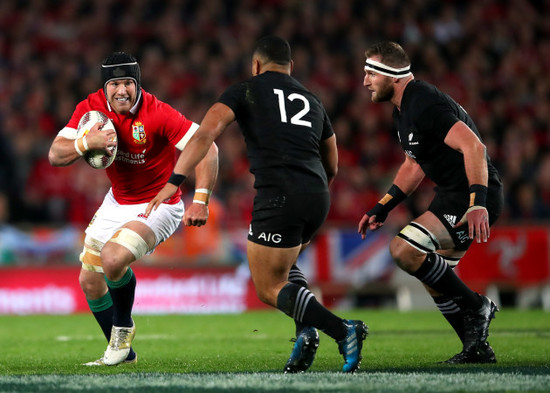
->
[218, 71, 334, 196]
[393, 80, 500, 192]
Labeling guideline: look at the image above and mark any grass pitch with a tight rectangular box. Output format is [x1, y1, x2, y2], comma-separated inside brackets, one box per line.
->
[0, 309, 548, 392]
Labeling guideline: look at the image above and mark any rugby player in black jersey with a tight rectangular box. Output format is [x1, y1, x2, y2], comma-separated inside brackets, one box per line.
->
[146, 36, 367, 373]
[358, 41, 504, 364]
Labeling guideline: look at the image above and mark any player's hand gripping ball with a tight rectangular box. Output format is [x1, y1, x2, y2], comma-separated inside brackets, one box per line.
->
[76, 110, 117, 169]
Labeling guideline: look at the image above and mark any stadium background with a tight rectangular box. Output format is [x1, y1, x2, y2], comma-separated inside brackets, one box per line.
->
[0, 0, 548, 314]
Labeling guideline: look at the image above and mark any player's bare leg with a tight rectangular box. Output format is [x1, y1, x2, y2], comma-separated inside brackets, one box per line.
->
[247, 241, 367, 373]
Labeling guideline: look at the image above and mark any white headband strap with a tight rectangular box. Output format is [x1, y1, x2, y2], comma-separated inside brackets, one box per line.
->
[364, 59, 412, 78]
[101, 62, 138, 68]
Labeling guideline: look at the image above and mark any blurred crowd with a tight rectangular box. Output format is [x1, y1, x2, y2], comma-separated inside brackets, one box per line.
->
[0, 0, 549, 228]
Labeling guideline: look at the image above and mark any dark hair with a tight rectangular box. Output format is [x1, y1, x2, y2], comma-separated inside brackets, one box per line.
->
[101, 52, 141, 90]
[253, 36, 291, 66]
[365, 41, 410, 68]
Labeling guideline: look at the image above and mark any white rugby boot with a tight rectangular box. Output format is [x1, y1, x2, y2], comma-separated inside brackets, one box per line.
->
[103, 320, 136, 365]
[83, 352, 138, 366]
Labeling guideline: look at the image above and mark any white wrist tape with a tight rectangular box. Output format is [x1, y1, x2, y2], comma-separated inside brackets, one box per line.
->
[82, 135, 89, 151]
[74, 138, 84, 156]
[193, 188, 212, 205]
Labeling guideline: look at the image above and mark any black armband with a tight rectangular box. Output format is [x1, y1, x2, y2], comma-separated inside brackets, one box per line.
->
[366, 184, 407, 223]
[469, 184, 487, 207]
[167, 172, 187, 187]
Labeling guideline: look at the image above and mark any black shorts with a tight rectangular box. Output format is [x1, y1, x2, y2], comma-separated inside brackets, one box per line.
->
[248, 192, 330, 248]
[428, 175, 504, 251]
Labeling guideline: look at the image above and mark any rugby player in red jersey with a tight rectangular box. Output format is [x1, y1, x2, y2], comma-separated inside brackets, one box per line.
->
[48, 52, 218, 366]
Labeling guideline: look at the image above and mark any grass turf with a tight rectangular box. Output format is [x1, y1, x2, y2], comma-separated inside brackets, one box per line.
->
[0, 309, 548, 392]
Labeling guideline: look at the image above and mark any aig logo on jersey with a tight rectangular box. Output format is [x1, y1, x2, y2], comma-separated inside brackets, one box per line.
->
[249, 225, 282, 244]
[132, 121, 146, 144]
[258, 232, 282, 244]
[456, 230, 469, 244]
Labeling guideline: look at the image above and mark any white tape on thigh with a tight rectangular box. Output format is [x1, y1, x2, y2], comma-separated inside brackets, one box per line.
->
[397, 222, 441, 253]
[108, 228, 150, 260]
[81, 235, 105, 273]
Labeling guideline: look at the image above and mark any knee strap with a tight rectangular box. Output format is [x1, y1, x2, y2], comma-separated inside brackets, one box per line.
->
[108, 228, 150, 260]
[81, 235, 105, 273]
[397, 222, 441, 253]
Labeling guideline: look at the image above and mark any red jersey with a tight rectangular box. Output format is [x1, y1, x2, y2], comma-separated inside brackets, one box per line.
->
[64, 89, 197, 204]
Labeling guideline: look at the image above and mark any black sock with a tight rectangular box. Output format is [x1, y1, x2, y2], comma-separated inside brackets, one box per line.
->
[288, 265, 308, 335]
[106, 267, 136, 327]
[277, 283, 346, 341]
[434, 295, 465, 343]
[87, 293, 114, 340]
[413, 253, 482, 311]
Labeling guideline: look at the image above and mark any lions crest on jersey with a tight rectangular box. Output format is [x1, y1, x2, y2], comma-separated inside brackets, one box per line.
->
[132, 121, 146, 144]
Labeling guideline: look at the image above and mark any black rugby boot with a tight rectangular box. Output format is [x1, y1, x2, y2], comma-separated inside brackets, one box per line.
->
[462, 295, 499, 351]
[444, 341, 496, 364]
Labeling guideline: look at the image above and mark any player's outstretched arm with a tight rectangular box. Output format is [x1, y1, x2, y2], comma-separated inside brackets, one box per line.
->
[145, 103, 234, 217]
[174, 103, 234, 179]
[184, 142, 219, 227]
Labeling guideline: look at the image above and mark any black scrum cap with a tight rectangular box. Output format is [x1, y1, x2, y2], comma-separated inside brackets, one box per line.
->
[101, 52, 141, 91]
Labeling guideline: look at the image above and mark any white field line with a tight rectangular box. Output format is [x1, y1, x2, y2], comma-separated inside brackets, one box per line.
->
[1, 372, 550, 393]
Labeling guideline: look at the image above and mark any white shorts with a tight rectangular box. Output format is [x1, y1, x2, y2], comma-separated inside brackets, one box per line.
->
[86, 188, 184, 250]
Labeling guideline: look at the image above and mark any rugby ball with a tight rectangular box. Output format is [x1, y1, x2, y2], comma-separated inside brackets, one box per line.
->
[76, 110, 117, 169]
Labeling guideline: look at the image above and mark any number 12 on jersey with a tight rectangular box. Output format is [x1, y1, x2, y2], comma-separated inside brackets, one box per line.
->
[273, 89, 312, 128]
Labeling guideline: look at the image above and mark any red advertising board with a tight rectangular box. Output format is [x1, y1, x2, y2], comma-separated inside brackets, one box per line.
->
[0, 266, 266, 315]
[456, 226, 550, 291]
